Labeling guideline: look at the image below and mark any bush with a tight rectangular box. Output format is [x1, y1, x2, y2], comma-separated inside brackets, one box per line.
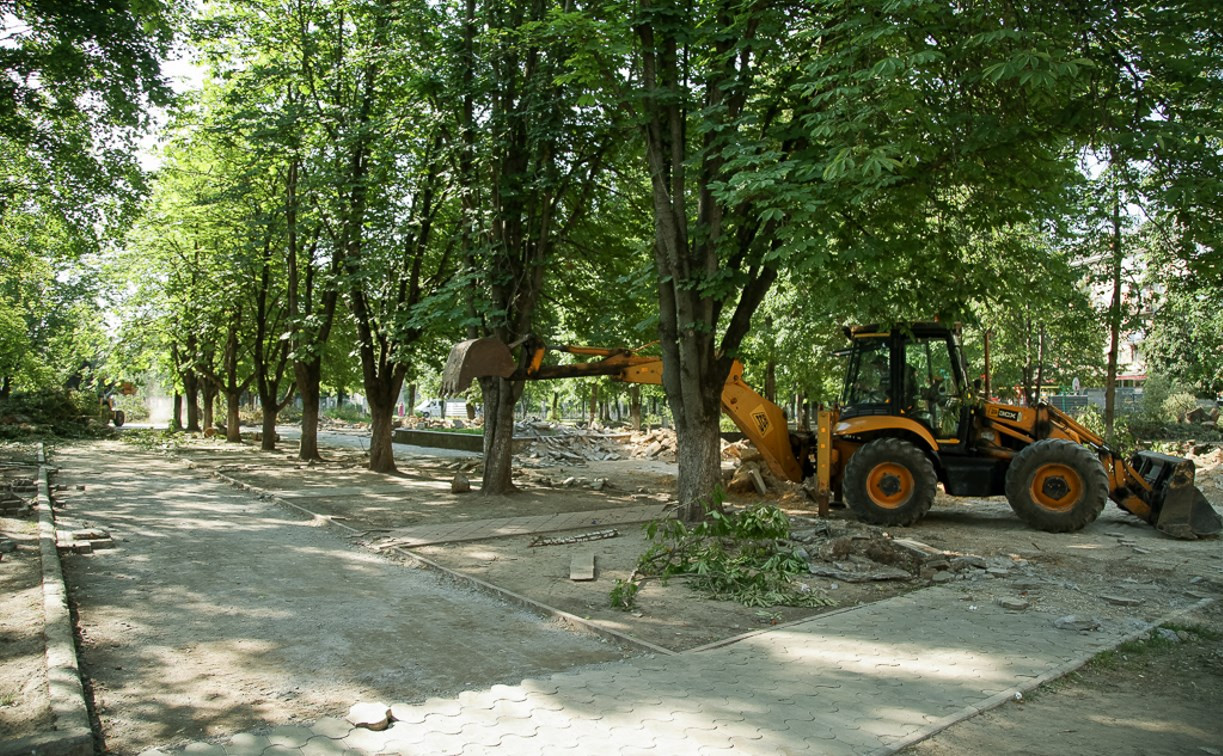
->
[1074, 403, 1135, 453]
[1162, 392, 1199, 423]
[0, 390, 116, 439]
[325, 403, 369, 423]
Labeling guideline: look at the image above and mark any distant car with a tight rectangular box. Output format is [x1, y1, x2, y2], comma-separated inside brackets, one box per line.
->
[414, 398, 479, 418]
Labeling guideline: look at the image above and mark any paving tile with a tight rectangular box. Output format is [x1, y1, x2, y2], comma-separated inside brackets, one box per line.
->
[311, 717, 356, 739]
[338, 725, 394, 753]
[263, 747, 304, 756]
[183, 743, 226, 756]
[301, 737, 351, 756]
[268, 725, 317, 749]
[225, 734, 272, 756]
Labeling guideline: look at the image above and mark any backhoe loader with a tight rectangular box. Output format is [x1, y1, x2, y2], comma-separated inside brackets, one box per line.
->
[442, 323, 1221, 539]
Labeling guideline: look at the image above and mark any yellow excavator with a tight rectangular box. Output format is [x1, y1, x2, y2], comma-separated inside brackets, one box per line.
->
[442, 323, 1221, 539]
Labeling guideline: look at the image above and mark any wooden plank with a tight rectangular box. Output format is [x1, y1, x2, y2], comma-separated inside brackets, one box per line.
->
[569, 551, 596, 581]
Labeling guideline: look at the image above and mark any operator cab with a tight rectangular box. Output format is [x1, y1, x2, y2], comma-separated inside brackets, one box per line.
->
[841, 323, 969, 441]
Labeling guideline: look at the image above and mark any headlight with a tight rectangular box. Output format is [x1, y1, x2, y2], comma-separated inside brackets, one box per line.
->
[978, 429, 997, 443]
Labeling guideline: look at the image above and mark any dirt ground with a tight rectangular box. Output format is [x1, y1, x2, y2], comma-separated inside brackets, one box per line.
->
[904, 599, 1223, 756]
[2, 431, 1221, 753]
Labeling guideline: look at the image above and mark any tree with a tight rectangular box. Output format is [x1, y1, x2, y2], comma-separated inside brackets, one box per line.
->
[450, 0, 618, 494]
[611, 0, 1104, 519]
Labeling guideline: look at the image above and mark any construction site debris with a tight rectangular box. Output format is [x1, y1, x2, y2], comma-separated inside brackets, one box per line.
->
[1054, 615, 1101, 631]
[997, 598, 1031, 611]
[529, 529, 619, 548]
[451, 473, 471, 494]
[346, 702, 391, 731]
[569, 551, 596, 581]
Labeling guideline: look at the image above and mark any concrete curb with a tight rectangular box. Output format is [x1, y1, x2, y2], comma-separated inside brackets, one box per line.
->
[182, 457, 678, 657]
[1, 444, 94, 756]
[869, 597, 1218, 755]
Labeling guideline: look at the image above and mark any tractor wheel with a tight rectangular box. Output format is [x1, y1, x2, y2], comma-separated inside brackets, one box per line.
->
[112, 410, 125, 427]
[1004, 438, 1107, 533]
[842, 437, 937, 526]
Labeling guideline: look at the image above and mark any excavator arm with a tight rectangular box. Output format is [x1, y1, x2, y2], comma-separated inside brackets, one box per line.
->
[442, 337, 805, 483]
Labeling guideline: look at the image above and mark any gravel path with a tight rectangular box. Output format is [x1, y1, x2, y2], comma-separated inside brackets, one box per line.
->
[53, 441, 627, 754]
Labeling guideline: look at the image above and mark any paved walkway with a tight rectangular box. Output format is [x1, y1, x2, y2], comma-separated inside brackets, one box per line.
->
[369, 504, 668, 549]
[141, 585, 1151, 755]
[60, 439, 1180, 756]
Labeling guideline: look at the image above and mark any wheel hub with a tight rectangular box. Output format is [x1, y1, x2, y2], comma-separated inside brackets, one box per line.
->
[878, 474, 902, 497]
[1041, 476, 1070, 501]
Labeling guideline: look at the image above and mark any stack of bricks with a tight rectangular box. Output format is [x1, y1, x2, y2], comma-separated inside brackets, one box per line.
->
[0, 480, 33, 516]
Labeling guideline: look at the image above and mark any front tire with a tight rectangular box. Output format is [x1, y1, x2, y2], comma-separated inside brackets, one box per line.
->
[842, 437, 937, 526]
[1004, 438, 1107, 533]
[112, 410, 125, 427]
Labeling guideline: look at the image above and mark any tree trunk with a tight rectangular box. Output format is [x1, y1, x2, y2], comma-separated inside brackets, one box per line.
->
[296, 359, 323, 461]
[260, 406, 278, 451]
[0, 375, 10, 398]
[183, 370, 201, 432]
[551, 391, 560, 421]
[673, 403, 724, 518]
[629, 385, 641, 431]
[202, 380, 217, 430]
[1104, 188, 1123, 440]
[1034, 324, 1047, 406]
[359, 369, 403, 474]
[225, 392, 242, 443]
[480, 376, 521, 494]
[172, 393, 183, 431]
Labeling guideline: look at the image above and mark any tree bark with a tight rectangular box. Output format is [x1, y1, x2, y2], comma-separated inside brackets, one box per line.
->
[172, 393, 183, 431]
[202, 379, 217, 431]
[1104, 187, 1123, 440]
[183, 369, 201, 432]
[366, 378, 402, 472]
[296, 359, 323, 461]
[629, 385, 641, 431]
[480, 376, 521, 493]
[225, 391, 241, 442]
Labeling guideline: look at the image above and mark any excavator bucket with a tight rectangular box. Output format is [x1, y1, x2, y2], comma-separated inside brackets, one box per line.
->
[1130, 451, 1223, 539]
[441, 337, 516, 395]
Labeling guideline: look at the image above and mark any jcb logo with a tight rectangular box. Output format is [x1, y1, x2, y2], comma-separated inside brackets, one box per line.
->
[996, 408, 1021, 422]
[752, 410, 770, 435]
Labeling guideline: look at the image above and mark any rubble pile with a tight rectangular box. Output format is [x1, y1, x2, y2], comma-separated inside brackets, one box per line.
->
[517, 422, 628, 467]
[626, 428, 679, 463]
[1190, 445, 1223, 493]
[785, 518, 1025, 585]
[0, 472, 36, 516]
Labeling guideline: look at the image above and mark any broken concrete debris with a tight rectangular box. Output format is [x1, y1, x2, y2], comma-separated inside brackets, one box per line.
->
[530, 529, 619, 548]
[1053, 615, 1100, 631]
[346, 701, 391, 730]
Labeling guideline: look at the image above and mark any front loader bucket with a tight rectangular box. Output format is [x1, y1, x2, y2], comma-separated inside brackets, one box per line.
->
[441, 337, 516, 395]
[1130, 451, 1223, 539]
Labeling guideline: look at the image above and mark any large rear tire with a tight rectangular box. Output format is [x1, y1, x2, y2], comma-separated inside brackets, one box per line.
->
[112, 410, 125, 427]
[1005, 438, 1107, 533]
[842, 437, 937, 526]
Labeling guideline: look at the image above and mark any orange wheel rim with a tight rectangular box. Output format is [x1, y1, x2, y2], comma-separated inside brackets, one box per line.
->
[1029, 463, 1083, 512]
[866, 463, 913, 509]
